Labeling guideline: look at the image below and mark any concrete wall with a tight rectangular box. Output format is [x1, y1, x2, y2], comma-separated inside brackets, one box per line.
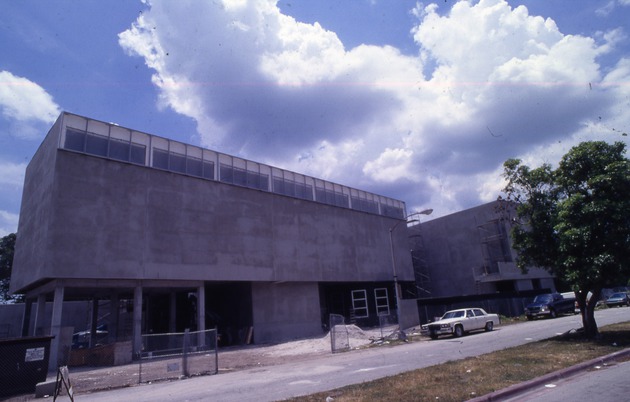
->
[251, 282, 322, 343]
[0, 301, 93, 339]
[10, 117, 62, 294]
[416, 202, 555, 298]
[12, 149, 413, 291]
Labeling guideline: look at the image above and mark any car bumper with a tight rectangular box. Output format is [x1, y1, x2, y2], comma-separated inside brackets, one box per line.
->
[525, 311, 550, 318]
[421, 326, 453, 336]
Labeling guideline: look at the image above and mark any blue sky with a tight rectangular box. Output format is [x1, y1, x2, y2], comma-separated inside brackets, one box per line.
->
[1, 0, 629, 236]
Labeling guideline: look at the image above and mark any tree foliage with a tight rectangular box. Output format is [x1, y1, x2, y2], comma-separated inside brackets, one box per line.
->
[0, 233, 22, 303]
[502, 141, 630, 338]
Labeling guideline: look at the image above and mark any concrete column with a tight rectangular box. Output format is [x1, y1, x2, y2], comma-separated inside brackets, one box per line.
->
[197, 285, 205, 347]
[48, 285, 65, 371]
[169, 291, 177, 333]
[21, 298, 33, 337]
[89, 297, 98, 348]
[133, 285, 143, 357]
[109, 293, 119, 344]
[34, 294, 46, 336]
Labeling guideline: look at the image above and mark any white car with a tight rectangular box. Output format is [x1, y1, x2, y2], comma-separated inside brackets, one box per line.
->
[421, 308, 500, 340]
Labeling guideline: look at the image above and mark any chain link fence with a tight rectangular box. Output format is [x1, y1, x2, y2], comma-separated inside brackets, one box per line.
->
[138, 328, 218, 384]
[329, 314, 350, 353]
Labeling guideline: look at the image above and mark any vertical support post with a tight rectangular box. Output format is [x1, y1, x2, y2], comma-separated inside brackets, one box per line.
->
[182, 328, 190, 377]
[49, 284, 65, 371]
[197, 285, 205, 348]
[34, 294, 46, 336]
[21, 298, 33, 337]
[89, 297, 98, 348]
[133, 285, 143, 358]
[109, 293, 119, 344]
[169, 291, 177, 333]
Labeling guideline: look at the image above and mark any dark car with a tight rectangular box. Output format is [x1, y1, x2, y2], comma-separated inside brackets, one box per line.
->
[605, 292, 630, 308]
[524, 293, 576, 320]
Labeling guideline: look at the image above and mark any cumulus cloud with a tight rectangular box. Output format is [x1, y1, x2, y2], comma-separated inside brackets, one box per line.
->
[0, 71, 60, 138]
[118, 0, 630, 217]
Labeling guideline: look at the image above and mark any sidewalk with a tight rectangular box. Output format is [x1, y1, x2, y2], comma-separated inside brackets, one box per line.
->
[470, 348, 630, 402]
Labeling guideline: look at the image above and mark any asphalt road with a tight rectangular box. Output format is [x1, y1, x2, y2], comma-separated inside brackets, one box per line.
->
[83, 308, 630, 402]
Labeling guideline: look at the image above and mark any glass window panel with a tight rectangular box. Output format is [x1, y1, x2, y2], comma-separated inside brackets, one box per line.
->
[315, 187, 326, 203]
[233, 166, 247, 186]
[203, 150, 217, 180]
[109, 138, 130, 162]
[87, 119, 109, 137]
[110, 125, 131, 142]
[187, 157, 203, 177]
[151, 137, 169, 167]
[272, 177, 284, 195]
[220, 164, 233, 183]
[187, 145, 202, 160]
[246, 161, 259, 189]
[219, 154, 233, 182]
[258, 173, 269, 191]
[169, 152, 186, 173]
[85, 133, 108, 157]
[130, 143, 146, 165]
[169, 141, 186, 156]
[130, 131, 149, 165]
[64, 129, 86, 152]
[153, 149, 169, 170]
[304, 177, 315, 200]
[203, 161, 215, 180]
[64, 114, 87, 131]
[259, 165, 271, 191]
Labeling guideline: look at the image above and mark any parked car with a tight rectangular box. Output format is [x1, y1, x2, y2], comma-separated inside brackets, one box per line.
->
[421, 308, 500, 340]
[605, 292, 630, 308]
[524, 293, 576, 320]
[71, 324, 108, 349]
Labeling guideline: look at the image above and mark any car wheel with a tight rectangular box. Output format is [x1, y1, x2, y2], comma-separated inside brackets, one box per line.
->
[526, 316, 533, 321]
[429, 330, 438, 340]
[454, 325, 464, 338]
[549, 309, 557, 318]
[485, 321, 493, 332]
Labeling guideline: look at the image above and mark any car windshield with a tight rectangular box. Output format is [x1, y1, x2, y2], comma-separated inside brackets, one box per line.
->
[533, 295, 552, 303]
[441, 310, 465, 319]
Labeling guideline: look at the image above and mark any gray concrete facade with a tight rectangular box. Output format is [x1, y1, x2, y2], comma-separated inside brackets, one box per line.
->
[411, 201, 555, 298]
[11, 112, 417, 362]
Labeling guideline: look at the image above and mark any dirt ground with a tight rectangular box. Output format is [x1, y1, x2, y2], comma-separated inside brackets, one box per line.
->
[6, 325, 415, 401]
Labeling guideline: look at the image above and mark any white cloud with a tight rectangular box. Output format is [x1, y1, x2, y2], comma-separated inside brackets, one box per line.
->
[118, 0, 630, 218]
[0, 71, 60, 135]
[0, 162, 26, 187]
[364, 148, 416, 182]
[596, 1, 616, 16]
[0, 210, 19, 237]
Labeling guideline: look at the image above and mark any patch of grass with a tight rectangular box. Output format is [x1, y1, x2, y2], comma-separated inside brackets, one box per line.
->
[289, 322, 630, 402]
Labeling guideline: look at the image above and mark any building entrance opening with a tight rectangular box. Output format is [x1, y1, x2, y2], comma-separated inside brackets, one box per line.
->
[204, 282, 253, 347]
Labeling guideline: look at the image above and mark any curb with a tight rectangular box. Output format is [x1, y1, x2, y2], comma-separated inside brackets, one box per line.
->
[468, 347, 630, 402]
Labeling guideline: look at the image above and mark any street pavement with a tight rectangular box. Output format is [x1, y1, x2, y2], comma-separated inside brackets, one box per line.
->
[79, 308, 630, 402]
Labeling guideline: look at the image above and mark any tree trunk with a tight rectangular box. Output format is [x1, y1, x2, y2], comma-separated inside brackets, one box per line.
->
[581, 288, 601, 339]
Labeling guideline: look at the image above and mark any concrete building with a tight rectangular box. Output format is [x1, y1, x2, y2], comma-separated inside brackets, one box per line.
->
[409, 201, 555, 300]
[10, 112, 419, 368]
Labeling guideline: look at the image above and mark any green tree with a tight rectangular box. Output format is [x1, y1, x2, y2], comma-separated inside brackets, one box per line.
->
[0, 233, 22, 303]
[502, 141, 630, 338]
